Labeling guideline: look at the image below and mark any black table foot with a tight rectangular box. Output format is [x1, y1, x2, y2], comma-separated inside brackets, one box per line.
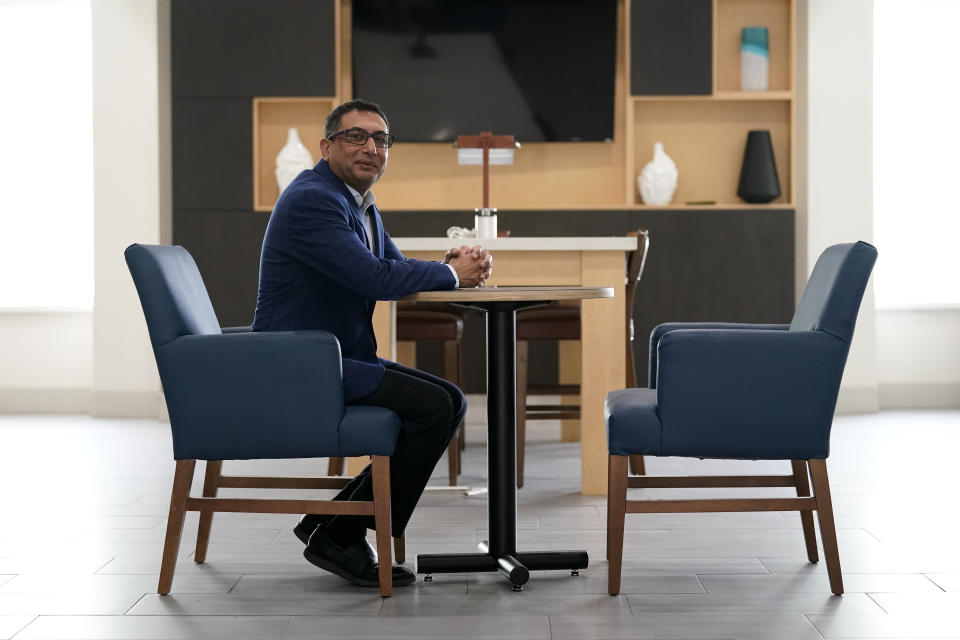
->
[416, 550, 588, 589]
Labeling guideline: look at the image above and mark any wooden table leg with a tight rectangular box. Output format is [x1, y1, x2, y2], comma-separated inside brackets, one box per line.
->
[558, 340, 581, 443]
[580, 252, 625, 495]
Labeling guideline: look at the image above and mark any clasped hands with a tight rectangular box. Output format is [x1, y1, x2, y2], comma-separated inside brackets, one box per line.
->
[444, 245, 493, 288]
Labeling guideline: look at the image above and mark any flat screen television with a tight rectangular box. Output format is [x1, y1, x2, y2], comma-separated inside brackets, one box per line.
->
[352, 0, 618, 143]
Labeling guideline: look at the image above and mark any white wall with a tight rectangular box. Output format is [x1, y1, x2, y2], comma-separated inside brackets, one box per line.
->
[801, 0, 879, 413]
[802, 0, 960, 412]
[0, 1, 166, 418]
[877, 309, 960, 408]
[0, 312, 92, 412]
[89, 0, 164, 418]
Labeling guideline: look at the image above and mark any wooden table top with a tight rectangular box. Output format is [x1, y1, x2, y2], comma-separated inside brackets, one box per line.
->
[401, 285, 614, 303]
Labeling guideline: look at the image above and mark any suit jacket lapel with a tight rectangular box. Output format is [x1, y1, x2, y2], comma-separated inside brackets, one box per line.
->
[370, 205, 383, 258]
[314, 159, 376, 253]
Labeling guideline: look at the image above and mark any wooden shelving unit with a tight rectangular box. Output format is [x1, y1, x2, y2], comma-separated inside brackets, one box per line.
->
[628, 0, 794, 209]
[250, 0, 795, 213]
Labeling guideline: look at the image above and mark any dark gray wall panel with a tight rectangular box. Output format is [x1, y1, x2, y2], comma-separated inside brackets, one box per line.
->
[172, 98, 252, 211]
[172, 210, 268, 327]
[171, 0, 336, 98]
[631, 0, 712, 95]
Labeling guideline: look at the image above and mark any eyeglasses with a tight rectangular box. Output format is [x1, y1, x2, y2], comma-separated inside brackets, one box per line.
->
[327, 127, 395, 149]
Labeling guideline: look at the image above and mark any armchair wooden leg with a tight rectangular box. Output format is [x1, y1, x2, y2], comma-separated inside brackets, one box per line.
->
[327, 456, 344, 476]
[158, 459, 196, 595]
[516, 340, 529, 488]
[394, 536, 405, 564]
[371, 455, 393, 597]
[809, 459, 843, 595]
[447, 424, 461, 486]
[607, 455, 628, 595]
[791, 459, 819, 563]
[628, 455, 646, 475]
[194, 460, 222, 563]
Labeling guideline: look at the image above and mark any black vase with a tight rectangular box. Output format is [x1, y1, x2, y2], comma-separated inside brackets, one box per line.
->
[737, 130, 781, 203]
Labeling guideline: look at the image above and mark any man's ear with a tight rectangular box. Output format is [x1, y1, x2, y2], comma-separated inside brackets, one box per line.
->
[318, 138, 331, 160]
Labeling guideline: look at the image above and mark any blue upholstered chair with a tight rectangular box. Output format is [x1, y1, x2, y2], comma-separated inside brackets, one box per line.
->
[125, 244, 402, 597]
[605, 241, 877, 596]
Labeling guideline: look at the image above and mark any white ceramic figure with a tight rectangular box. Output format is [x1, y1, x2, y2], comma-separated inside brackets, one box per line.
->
[275, 127, 314, 193]
[446, 225, 476, 239]
[637, 142, 678, 206]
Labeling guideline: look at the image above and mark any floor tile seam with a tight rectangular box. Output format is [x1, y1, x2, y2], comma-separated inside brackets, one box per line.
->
[693, 573, 708, 594]
[5, 613, 37, 640]
[802, 611, 835, 640]
[225, 574, 244, 594]
[119, 591, 150, 616]
[278, 615, 295, 640]
[861, 526, 885, 543]
[865, 592, 892, 614]
[800, 613, 826, 640]
[92, 555, 118, 575]
[64, 527, 94, 544]
[921, 573, 949, 593]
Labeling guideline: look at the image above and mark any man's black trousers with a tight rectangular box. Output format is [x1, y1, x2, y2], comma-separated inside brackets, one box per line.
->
[325, 360, 466, 540]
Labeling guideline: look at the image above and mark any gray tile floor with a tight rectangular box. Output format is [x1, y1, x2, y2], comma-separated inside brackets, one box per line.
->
[1, 402, 958, 639]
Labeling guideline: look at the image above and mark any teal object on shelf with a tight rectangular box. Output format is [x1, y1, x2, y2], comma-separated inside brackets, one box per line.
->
[741, 26, 769, 91]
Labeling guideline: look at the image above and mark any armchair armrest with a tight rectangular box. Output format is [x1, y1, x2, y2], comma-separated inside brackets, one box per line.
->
[656, 328, 846, 460]
[156, 330, 346, 460]
[649, 323, 789, 388]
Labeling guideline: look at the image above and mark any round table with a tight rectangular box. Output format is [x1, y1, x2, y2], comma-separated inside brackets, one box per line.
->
[402, 286, 613, 590]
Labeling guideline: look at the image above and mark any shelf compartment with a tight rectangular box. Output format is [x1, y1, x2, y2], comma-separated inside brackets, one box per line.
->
[631, 91, 793, 102]
[252, 97, 334, 212]
[630, 98, 791, 207]
[715, 0, 793, 93]
[629, 202, 793, 210]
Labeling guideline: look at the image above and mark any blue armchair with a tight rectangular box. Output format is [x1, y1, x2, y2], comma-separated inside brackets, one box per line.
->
[125, 244, 402, 597]
[605, 241, 877, 596]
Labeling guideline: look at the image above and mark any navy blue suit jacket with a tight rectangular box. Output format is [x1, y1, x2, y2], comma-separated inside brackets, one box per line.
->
[252, 160, 456, 400]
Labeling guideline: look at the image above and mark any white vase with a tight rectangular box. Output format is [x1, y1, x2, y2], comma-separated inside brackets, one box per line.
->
[637, 142, 678, 206]
[275, 127, 314, 193]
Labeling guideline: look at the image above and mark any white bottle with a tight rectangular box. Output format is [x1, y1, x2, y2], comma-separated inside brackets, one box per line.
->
[741, 27, 769, 91]
[474, 208, 498, 239]
[275, 127, 314, 193]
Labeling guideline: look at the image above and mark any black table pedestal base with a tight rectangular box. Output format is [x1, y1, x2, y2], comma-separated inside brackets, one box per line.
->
[415, 301, 590, 590]
[417, 549, 589, 588]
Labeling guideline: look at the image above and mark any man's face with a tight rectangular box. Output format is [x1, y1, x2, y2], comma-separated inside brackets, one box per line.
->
[319, 109, 389, 194]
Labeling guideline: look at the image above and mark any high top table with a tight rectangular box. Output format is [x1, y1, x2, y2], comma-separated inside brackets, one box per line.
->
[403, 286, 613, 590]
[375, 236, 638, 496]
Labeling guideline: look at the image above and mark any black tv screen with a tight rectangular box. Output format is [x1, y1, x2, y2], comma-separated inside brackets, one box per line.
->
[352, 0, 618, 143]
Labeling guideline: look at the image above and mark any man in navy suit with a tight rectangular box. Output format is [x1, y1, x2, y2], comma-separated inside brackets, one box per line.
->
[253, 99, 491, 587]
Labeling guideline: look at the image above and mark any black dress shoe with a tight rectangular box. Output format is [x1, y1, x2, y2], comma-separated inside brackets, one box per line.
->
[303, 526, 415, 588]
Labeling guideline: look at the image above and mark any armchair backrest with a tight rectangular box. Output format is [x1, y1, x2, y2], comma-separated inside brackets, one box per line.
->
[124, 244, 221, 350]
[790, 241, 878, 342]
